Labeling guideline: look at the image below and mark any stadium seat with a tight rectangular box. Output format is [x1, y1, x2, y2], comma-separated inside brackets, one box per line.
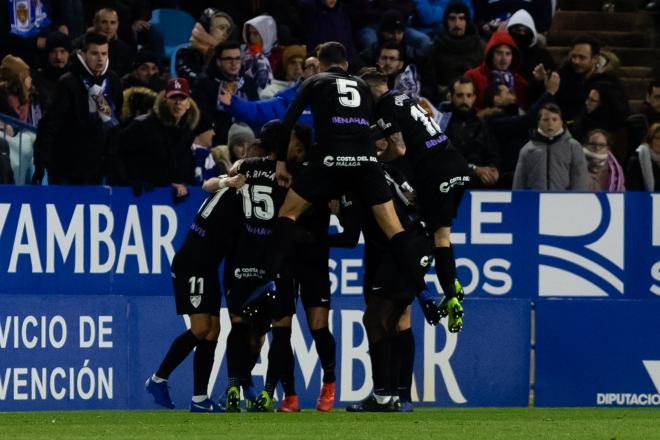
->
[149, 9, 195, 60]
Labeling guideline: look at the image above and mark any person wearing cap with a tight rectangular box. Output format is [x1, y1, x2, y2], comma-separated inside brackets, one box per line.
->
[259, 44, 306, 99]
[33, 31, 123, 185]
[419, 0, 484, 105]
[120, 48, 165, 92]
[117, 77, 199, 200]
[175, 8, 235, 83]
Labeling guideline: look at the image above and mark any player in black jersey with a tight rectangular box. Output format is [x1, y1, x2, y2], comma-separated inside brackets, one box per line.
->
[145, 173, 246, 412]
[247, 42, 441, 328]
[361, 68, 470, 333]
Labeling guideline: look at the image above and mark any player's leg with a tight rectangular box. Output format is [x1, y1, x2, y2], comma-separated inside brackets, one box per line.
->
[225, 315, 252, 412]
[393, 307, 415, 412]
[189, 313, 223, 412]
[307, 307, 337, 412]
[432, 227, 463, 333]
[256, 315, 296, 412]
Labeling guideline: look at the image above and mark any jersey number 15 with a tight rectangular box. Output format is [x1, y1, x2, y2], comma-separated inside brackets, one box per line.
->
[241, 184, 275, 220]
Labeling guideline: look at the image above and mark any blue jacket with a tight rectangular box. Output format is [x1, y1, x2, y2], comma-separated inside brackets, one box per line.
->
[413, 0, 474, 28]
[227, 80, 314, 134]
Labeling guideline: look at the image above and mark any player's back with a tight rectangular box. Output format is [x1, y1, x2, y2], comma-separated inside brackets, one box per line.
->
[304, 68, 374, 156]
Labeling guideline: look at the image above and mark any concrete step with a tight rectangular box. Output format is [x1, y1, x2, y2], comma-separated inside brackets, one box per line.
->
[547, 47, 660, 67]
[622, 77, 652, 99]
[547, 29, 652, 47]
[630, 99, 646, 113]
[620, 66, 655, 77]
[551, 10, 653, 31]
[557, 0, 641, 11]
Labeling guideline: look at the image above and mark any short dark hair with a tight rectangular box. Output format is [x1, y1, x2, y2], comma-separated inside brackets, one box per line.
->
[586, 128, 613, 147]
[483, 81, 507, 107]
[539, 102, 563, 119]
[449, 76, 475, 95]
[648, 78, 660, 95]
[571, 35, 601, 57]
[318, 42, 347, 65]
[378, 41, 403, 59]
[82, 32, 108, 51]
[293, 123, 312, 153]
[359, 67, 388, 87]
[214, 40, 241, 59]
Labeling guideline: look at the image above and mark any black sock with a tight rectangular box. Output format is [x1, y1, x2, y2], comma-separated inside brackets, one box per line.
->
[397, 328, 414, 402]
[369, 338, 392, 396]
[390, 333, 402, 398]
[433, 246, 457, 299]
[227, 323, 250, 388]
[311, 328, 336, 383]
[266, 327, 293, 397]
[193, 339, 217, 396]
[265, 217, 298, 280]
[390, 230, 428, 293]
[278, 327, 296, 396]
[156, 329, 200, 379]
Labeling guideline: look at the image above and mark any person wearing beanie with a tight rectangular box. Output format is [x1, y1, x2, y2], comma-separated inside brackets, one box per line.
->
[259, 44, 306, 99]
[175, 9, 235, 83]
[411, 0, 473, 37]
[227, 123, 256, 163]
[120, 48, 165, 92]
[34, 31, 72, 108]
[419, 0, 484, 105]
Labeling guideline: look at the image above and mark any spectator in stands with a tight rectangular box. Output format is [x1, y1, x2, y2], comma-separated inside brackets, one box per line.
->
[176, 8, 235, 84]
[372, 42, 405, 88]
[33, 32, 121, 185]
[506, 9, 555, 96]
[0, 137, 13, 184]
[442, 76, 500, 187]
[554, 35, 627, 123]
[88, 7, 135, 77]
[120, 86, 157, 123]
[464, 31, 528, 110]
[420, 0, 484, 105]
[259, 45, 306, 99]
[120, 49, 165, 92]
[513, 103, 588, 191]
[301, 0, 359, 69]
[627, 79, 660, 153]
[227, 123, 256, 164]
[571, 81, 630, 164]
[33, 31, 71, 108]
[411, 0, 473, 37]
[475, 0, 556, 35]
[583, 129, 625, 192]
[193, 41, 259, 145]
[242, 15, 280, 92]
[191, 119, 221, 184]
[626, 122, 660, 191]
[358, 9, 430, 69]
[218, 56, 317, 130]
[0, 55, 43, 126]
[481, 71, 560, 188]
[118, 78, 198, 200]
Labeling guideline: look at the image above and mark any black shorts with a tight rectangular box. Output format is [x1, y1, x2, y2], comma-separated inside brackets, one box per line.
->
[225, 233, 270, 316]
[172, 265, 222, 316]
[364, 227, 433, 305]
[292, 155, 391, 207]
[414, 146, 470, 231]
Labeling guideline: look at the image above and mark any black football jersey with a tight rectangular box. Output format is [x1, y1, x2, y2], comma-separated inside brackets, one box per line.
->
[277, 67, 375, 159]
[235, 157, 286, 236]
[375, 90, 449, 164]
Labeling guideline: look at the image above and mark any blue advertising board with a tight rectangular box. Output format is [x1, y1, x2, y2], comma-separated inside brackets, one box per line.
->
[535, 300, 660, 407]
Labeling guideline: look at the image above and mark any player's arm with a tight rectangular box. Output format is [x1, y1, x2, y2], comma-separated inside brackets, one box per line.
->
[328, 196, 363, 249]
[379, 131, 407, 162]
[202, 174, 246, 193]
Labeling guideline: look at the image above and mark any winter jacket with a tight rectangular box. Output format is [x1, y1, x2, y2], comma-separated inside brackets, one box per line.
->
[411, 0, 473, 32]
[117, 91, 199, 189]
[227, 80, 314, 131]
[513, 129, 588, 191]
[192, 59, 259, 146]
[34, 53, 122, 184]
[464, 31, 528, 110]
[474, 0, 554, 33]
[242, 15, 277, 91]
[442, 104, 500, 169]
[626, 144, 660, 191]
[175, 46, 207, 84]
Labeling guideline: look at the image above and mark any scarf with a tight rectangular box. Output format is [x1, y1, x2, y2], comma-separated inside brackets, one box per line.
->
[9, 0, 50, 38]
[490, 70, 515, 90]
[583, 148, 608, 172]
[636, 144, 659, 192]
[77, 53, 118, 131]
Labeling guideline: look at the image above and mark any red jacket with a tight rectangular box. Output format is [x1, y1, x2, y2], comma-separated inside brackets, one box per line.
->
[464, 31, 529, 110]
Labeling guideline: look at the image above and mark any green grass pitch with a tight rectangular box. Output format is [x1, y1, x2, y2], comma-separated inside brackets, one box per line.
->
[2, 408, 660, 440]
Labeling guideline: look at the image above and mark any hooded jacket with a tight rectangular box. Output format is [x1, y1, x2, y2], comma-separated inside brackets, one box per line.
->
[464, 31, 529, 110]
[34, 52, 122, 184]
[513, 128, 589, 191]
[117, 91, 200, 188]
[242, 15, 278, 91]
[506, 9, 555, 86]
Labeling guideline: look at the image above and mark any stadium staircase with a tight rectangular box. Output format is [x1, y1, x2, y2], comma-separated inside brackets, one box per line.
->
[547, 0, 659, 113]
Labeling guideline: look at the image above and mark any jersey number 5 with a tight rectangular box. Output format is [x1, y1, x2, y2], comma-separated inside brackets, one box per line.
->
[336, 78, 361, 108]
[241, 184, 275, 220]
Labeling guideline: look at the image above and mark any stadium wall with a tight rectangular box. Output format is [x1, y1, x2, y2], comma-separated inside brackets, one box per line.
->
[0, 187, 658, 410]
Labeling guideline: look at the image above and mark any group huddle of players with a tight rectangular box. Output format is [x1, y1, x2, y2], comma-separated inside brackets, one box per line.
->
[145, 41, 471, 413]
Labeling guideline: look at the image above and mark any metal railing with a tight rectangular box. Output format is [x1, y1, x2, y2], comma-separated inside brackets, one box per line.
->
[0, 112, 37, 184]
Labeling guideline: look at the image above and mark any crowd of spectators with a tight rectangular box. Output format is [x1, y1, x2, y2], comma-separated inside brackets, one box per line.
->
[0, 0, 658, 192]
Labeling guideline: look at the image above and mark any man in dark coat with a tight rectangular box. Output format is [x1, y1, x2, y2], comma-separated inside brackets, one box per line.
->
[33, 31, 72, 109]
[33, 32, 122, 185]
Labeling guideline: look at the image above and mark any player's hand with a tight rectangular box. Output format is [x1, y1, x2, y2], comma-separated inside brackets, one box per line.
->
[226, 174, 246, 189]
[275, 160, 292, 188]
[417, 290, 442, 326]
[328, 199, 341, 215]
